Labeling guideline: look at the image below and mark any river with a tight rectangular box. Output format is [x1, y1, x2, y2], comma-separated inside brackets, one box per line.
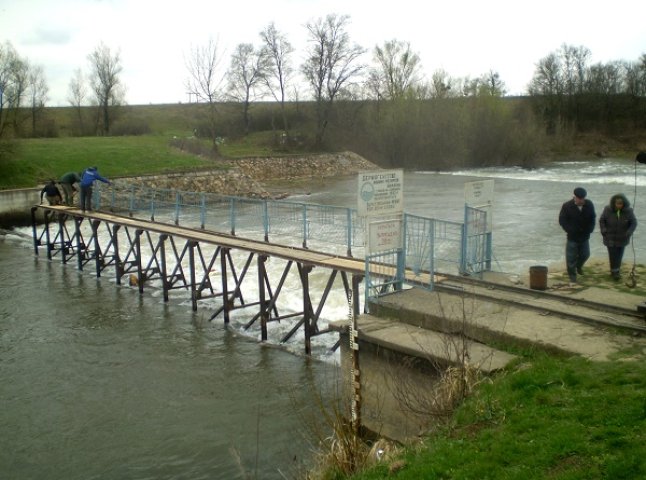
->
[2, 157, 645, 479]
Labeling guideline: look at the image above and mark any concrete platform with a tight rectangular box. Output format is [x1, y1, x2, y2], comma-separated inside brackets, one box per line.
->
[370, 286, 646, 362]
[333, 281, 646, 441]
[331, 273, 646, 442]
[348, 314, 517, 373]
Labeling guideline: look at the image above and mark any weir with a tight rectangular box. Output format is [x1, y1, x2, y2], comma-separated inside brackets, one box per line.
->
[31, 205, 434, 354]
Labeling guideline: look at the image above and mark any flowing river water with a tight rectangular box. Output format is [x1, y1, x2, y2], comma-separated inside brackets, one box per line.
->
[2, 157, 645, 479]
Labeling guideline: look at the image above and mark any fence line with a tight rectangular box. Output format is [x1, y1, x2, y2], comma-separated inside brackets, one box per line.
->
[95, 182, 486, 286]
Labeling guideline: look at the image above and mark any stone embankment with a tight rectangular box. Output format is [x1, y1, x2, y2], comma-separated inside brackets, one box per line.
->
[119, 151, 380, 198]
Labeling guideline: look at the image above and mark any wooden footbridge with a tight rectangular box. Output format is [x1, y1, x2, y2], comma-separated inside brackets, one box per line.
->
[31, 205, 435, 354]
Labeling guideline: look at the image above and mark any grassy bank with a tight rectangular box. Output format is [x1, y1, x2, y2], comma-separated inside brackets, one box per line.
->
[347, 352, 645, 480]
[326, 262, 646, 479]
[0, 136, 219, 189]
[0, 128, 320, 190]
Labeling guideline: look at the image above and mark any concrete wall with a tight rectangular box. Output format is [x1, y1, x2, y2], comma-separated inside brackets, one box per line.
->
[0, 187, 40, 214]
[336, 328, 437, 442]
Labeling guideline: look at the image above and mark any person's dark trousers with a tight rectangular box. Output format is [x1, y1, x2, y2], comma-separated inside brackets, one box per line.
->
[566, 239, 590, 281]
[80, 185, 93, 211]
[607, 246, 625, 277]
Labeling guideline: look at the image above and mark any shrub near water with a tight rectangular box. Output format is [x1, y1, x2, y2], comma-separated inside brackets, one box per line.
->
[351, 353, 646, 479]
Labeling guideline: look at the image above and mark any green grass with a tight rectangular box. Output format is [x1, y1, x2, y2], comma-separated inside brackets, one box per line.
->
[552, 260, 646, 296]
[0, 128, 317, 190]
[350, 353, 646, 479]
[0, 135, 220, 189]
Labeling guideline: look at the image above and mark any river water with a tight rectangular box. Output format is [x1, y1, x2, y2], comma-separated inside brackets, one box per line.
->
[283, 157, 646, 273]
[2, 157, 645, 479]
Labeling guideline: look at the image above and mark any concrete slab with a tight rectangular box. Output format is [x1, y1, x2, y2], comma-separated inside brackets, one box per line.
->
[370, 287, 646, 362]
[355, 314, 517, 373]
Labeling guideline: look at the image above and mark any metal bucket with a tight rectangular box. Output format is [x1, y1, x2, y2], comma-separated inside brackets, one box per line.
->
[529, 265, 548, 290]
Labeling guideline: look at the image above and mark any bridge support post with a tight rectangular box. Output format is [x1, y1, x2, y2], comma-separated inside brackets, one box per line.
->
[44, 211, 53, 260]
[221, 247, 230, 324]
[159, 234, 169, 302]
[58, 214, 68, 264]
[258, 254, 269, 341]
[301, 264, 313, 355]
[135, 230, 144, 294]
[188, 240, 198, 311]
[113, 225, 122, 285]
[92, 220, 101, 277]
[30, 207, 40, 256]
[74, 216, 83, 270]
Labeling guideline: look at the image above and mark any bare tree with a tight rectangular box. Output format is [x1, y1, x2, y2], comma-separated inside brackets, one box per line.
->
[481, 70, 506, 97]
[429, 69, 455, 99]
[560, 44, 591, 95]
[27, 64, 48, 136]
[259, 22, 294, 134]
[369, 39, 422, 100]
[301, 14, 366, 147]
[68, 68, 87, 135]
[625, 60, 646, 97]
[87, 42, 124, 135]
[528, 52, 563, 96]
[226, 43, 269, 134]
[0, 42, 30, 137]
[586, 60, 624, 95]
[185, 38, 226, 156]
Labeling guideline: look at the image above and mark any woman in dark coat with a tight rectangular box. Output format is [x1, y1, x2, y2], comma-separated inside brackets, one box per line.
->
[599, 193, 637, 280]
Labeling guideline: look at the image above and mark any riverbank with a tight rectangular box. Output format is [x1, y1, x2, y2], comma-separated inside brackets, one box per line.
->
[0, 151, 381, 227]
[108, 151, 381, 199]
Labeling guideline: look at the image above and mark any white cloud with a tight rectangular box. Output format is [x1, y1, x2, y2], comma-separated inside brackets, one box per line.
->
[1, 0, 644, 105]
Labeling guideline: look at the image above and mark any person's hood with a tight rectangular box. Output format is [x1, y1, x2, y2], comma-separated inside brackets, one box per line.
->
[608, 193, 630, 209]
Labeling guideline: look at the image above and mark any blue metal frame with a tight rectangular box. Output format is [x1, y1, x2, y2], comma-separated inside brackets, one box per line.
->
[94, 183, 491, 303]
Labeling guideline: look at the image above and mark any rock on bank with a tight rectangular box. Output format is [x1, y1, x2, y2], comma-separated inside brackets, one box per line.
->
[122, 151, 380, 198]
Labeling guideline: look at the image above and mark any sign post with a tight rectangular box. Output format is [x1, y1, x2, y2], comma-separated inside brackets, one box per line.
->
[357, 169, 404, 219]
[358, 170, 404, 255]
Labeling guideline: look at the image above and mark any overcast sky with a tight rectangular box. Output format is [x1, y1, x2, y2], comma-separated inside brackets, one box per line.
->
[2, 0, 645, 106]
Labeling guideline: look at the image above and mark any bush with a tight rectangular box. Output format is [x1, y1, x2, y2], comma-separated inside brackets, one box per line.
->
[110, 119, 152, 136]
[168, 136, 217, 159]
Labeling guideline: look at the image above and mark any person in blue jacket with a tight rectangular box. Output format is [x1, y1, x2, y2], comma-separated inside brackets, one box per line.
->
[79, 166, 111, 212]
[559, 187, 596, 284]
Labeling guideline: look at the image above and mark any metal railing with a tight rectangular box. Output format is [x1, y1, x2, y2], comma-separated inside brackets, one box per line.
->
[94, 182, 490, 295]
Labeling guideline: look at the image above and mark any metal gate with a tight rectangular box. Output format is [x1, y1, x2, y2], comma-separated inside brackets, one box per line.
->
[364, 247, 404, 308]
[462, 206, 490, 275]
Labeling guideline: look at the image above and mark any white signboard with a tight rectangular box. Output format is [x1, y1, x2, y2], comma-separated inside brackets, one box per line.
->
[368, 218, 402, 254]
[358, 170, 404, 217]
[464, 179, 494, 207]
[464, 179, 494, 234]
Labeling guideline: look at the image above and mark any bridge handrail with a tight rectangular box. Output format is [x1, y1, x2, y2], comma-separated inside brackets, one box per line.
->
[94, 181, 482, 278]
[96, 182, 368, 256]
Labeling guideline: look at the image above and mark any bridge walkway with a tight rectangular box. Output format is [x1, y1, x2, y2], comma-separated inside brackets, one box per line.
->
[32, 205, 438, 355]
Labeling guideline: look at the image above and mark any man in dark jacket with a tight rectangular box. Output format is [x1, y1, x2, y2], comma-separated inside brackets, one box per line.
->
[40, 180, 62, 206]
[559, 187, 596, 284]
[59, 171, 81, 206]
